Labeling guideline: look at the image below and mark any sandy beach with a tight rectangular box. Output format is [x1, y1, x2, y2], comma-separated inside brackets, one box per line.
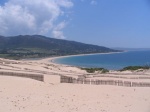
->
[0, 57, 150, 112]
[47, 51, 125, 64]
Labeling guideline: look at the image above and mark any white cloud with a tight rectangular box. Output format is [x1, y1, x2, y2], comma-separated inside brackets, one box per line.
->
[80, 0, 97, 5]
[0, 0, 73, 38]
[91, 0, 97, 5]
[52, 21, 66, 39]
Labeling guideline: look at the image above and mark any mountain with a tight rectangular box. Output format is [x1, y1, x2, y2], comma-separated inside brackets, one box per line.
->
[0, 35, 120, 59]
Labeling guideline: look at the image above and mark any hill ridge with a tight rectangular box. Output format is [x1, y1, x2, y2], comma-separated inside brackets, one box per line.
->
[0, 35, 120, 59]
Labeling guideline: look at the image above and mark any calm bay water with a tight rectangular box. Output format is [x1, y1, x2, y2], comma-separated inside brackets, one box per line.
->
[53, 50, 150, 70]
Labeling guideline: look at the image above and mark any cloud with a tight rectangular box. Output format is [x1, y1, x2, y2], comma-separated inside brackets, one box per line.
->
[52, 21, 66, 39]
[0, 0, 73, 38]
[80, 0, 97, 5]
[90, 0, 97, 5]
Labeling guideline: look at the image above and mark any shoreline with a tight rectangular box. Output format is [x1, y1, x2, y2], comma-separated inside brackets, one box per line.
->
[43, 51, 125, 65]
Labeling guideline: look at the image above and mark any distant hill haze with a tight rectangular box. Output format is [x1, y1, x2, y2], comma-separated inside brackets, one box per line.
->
[0, 35, 120, 59]
[113, 47, 150, 51]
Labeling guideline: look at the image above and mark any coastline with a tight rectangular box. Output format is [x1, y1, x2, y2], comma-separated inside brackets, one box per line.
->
[44, 50, 150, 70]
[41, 51, 125, 66]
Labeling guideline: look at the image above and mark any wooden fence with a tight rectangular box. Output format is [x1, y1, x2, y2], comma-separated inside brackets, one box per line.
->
[92, 75, 150, 79]
[0, 71, 44, 81]
[60, 75, 150, 87]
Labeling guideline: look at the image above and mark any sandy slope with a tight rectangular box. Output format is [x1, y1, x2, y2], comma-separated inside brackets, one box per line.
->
[0, 76, 150, 112]
[0, 57, 150, 112]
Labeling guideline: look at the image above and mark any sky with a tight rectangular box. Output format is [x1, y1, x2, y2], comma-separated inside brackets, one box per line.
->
[0, 0, 150, 48]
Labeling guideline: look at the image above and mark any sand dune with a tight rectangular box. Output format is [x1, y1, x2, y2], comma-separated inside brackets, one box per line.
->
[0, 57, 150, 112]
[0, 76, 150, 112]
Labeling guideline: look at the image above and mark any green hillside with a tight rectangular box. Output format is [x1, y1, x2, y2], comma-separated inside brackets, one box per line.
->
[0, 35, 120, 59]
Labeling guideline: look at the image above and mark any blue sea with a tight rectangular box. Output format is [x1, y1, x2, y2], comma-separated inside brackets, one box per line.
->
[53, 50, 150, 70]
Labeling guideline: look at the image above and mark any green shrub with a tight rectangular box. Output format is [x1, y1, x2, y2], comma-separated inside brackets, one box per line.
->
[81, 67, 109, 73]
[120, 66, 150, 71]
[101, 69, 109, 73]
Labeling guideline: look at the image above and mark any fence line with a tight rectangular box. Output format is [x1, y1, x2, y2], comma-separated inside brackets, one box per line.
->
[0, 71, 44, 81]
[60, 75, 150, 87]
[92, 75, 150, 79]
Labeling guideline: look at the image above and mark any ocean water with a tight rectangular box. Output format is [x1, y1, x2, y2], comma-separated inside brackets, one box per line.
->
[53, 50, 150, 70]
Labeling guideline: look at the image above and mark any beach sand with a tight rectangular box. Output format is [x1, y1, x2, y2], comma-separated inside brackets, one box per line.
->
[0, 57, 150, 112]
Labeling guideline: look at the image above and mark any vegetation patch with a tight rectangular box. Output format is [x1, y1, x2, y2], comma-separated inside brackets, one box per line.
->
[120, 65, 150, 71]
[81, 67, 109, 73]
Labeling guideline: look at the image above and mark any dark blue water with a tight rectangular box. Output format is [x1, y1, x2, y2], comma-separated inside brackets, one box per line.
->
[53, 50, 150, 70]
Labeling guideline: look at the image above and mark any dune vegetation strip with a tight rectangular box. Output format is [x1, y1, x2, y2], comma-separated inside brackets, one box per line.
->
[80, 65, 150, 74]
[120, 65, 150, 71]
[81, 67, 109, 73]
